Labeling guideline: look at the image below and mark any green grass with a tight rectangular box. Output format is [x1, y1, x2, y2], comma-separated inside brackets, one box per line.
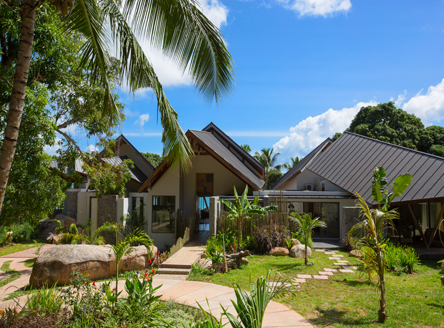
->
[24, 258, 36, 268]
[0, 260, 21, 288]
[188, 250, 444, 327]
[0, 241, 44, 257]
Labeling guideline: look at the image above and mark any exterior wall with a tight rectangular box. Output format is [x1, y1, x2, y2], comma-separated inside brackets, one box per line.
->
[63, 189, 80, 219]
[283, 170, 346, 192]
[115, 143, 154, 177]
[342, 206, 362, 240]
[77, 191, 96, 226]
[97, 195, 118, 244]
[182, 154, 248, 218]
[146, 166, 180, 248]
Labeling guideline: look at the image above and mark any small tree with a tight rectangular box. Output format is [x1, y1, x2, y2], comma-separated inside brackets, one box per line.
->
[288, 213, 326, 265]
[349, 166, 412, 323]
[218, 186, 276, 250]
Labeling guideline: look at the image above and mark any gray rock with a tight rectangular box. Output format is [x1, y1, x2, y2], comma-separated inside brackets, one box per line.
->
[46, 233, 54, 244]
[268, 247, 289, 256]
[291, 239, 301, 246]
[237, 257, 249, 266]
[349, 249, 361, 258]
[289, 245, 312, 258]
[197, 258, 212, 270]
[30, 244, 153, 288]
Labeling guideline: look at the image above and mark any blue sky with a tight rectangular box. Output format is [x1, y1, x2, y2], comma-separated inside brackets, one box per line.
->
[54, 0, 444, 164]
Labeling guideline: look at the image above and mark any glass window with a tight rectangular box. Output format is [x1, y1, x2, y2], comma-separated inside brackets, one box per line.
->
[152, 196, 175, 233]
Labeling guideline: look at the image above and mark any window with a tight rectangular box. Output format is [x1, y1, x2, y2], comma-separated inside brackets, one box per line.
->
[152, 196, 175, 233]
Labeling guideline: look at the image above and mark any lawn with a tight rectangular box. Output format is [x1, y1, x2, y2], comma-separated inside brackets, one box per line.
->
[188, 250, 444, 328]
[0, 241, 43, 257]
[0, 261, 20, 288]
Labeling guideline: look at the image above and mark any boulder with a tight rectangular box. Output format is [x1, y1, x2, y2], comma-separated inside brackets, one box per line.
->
[37, 219, 59, 240]
[237, 257, 249, 266]
[291, 239, 301, 246]
[46, 233, 54, 244]
[52, 234, 62, 245]
[197, 258, 213, 270]
[30, 244, 152, 288]
[268, 247, 289, 256]
[54, 214, 77, 230]
[349, 249, 361, 258]
[289, 245, 312, 258]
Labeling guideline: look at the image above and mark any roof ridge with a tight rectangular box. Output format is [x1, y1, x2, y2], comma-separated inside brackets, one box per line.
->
[343, 131, 444, 161]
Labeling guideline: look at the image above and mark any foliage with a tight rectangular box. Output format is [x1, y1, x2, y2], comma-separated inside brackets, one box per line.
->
[240, 144, 251, 153]
[218, 186, 277, 250]
[120, 203, 147, 236]
[205, 230, 237, 261]
[288, 212, 326, 265]
[10, 223, 34, 242]
[141, 152, 163, 167]
[189, 264, 215, 281]
[289, 156, 300, 167]
[82, 137, 134, 198]
[251, 223, 290, 255]
[291, 230, 312, 248]
[254, 148, 290, 189]
[26, 285, 63, 314]
[384, 242, 420, 274]
[335, 102, 444, 157]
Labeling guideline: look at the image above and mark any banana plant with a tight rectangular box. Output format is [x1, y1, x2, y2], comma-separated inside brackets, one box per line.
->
[218, 186, 277, 250]
[372, 167, 412, 212]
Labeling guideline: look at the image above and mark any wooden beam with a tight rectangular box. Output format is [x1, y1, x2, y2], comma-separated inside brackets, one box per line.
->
[426, 202, 444, 249]
[408, 204, 428, 249]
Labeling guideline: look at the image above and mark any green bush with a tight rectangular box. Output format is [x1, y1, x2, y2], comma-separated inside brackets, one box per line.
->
[205, 231, 238, 263]
[11, 223, 34, 242]
[384, 241, 420, 274]
[251, 224, 290, 254]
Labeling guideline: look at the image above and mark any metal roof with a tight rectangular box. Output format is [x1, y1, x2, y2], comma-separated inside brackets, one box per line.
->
[307, 132, 444, 205]
[188, 130, 265, 190]
[272, 138, 332, 190]
[102, 156, 147, 184]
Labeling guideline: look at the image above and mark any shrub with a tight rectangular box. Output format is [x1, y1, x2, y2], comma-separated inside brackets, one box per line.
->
[251, 223, 290, 254]
[384, 241, 420, 274]
[11, 223, 34, 242]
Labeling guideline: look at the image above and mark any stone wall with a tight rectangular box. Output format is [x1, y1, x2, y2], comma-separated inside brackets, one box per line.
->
[342, 206, 362, 239]
[97, 195, 118, 244]
[63, 190, 80, 219]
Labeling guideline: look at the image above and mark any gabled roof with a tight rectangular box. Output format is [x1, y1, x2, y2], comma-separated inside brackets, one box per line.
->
[113, 134, 156, 171]
[272, 138, 332, 190]
[307, 132, 444, 205]
[102, 156, 147, 184]
[138, 126, 265, 192]
[203, 122, 265, 178]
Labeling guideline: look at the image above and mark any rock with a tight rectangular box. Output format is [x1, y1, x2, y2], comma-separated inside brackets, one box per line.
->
[201, 252, 207, 259]
[197, 258, 212, 270]
[30, 245, 151, 288]
[54, 214, 77, 230]
[46, 233, 54, 244]
[52, 234, 62, 244]
[227, 250, 251, 259]
[36, 219, 59, 240]
[291, 239, 301, 246]
[441, 261, 444, 274]
[268, 247, 289, 256]
[149, 246, 158, 260]
[349, 250, 361, 258]
[237, 257, 249, 266]
[289, 245, 312, 258]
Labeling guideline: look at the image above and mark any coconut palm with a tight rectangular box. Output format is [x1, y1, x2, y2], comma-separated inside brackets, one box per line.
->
[240, 144, 251, 153]
[0, 0, 234, 214]
[290, 156, 300, 167]
[218, 185, 276, 250]
[254, 148, 290, 189]
[288, 212, 326, 265]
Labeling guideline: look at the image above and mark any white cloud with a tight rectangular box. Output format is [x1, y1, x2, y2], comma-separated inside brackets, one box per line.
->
[401, 78, 444, 125]
[199, 0, 229, 28]
[392, 90, 407, 108]
[273, 101, 377, 160]
[135, 113, 150, 128]
[226, 130, 288, 137]
[276, 0, 351, 17]
[86, 144, 99, 153]
[44, 138, 62, 156]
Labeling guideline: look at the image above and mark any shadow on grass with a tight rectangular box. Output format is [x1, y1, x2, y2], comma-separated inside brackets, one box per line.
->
[337, 278, 375, 287]
[427, 302, 444, 311]
[309, 307, 377, 327]
[266, 262, 304, 272]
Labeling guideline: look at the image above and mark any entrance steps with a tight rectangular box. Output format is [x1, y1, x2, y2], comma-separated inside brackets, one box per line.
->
[156, 244, 204, 278]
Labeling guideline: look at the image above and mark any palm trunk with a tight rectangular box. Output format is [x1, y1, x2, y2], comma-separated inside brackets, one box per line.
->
[304, 242, 308, 265]
[237, 216, 242, 251]
[377, 250, 387, 322]
[0, 0, 37, 214]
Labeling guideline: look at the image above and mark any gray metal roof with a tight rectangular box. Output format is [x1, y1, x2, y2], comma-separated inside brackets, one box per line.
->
[50, 158, 86, 175]
[189, 130, 265, 190]
[307, 132, 444, 205]
[102, 156, 147, 184]
[272, 138, 332, 189]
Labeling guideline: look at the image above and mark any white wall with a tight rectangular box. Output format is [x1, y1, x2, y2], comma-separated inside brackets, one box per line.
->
[77, 191, 96, 226]
[283, 170, 346, 192]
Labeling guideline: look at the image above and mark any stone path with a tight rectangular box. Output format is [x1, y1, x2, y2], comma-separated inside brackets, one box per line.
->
[1, 244, 56, 258]
[156, 244, 204, 279]
[0, 257, 32, 300]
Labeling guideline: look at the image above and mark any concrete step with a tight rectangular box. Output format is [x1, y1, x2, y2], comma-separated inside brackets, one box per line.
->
[156, 267, 191, 275]
[154, 274, 189, 281]
[161, 263, 192, 269]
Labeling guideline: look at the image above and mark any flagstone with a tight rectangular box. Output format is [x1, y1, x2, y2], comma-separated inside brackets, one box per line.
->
[339, 269, 354, 273]
[292, 278, 306, 283]
[313, 275, 328, 280]
[318, 271, 334, 276]
[323, 268, 337, 272]
[297, 274, 312, 279]
[342, 265, 357, 270]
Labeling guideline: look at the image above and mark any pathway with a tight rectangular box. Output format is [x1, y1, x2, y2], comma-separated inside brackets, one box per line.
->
[156, 244, 204, 278]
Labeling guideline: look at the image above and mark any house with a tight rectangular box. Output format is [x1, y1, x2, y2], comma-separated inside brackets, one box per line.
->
[265, 132, 444, 248]
[137, 123, 265, 247]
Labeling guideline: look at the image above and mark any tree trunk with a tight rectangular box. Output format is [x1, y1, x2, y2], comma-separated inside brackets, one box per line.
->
[237, 215, 242, 251]
[305, 242, 308, 265]
[0, 0, 37, 214]
[377, 250, 387, 323]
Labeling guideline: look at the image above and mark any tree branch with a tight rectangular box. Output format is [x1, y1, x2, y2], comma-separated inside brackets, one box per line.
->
[57, 117, 84, 130]
[56, 128, 82, 153]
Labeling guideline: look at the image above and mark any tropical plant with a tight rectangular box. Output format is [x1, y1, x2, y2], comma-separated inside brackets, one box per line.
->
[218, 186, 276, 250]
[0, 0, 234, 216]
[240, 144, 251, 153]
[348, 166, 412, 323]
[251, 223, 290, 255]
[290, 156, 300, 167]
[254, 148, 290, 189]
[288, 212, 326, 265]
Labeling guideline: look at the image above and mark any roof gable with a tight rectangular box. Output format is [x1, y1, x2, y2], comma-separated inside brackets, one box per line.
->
[307, 132, 444, 205]
[272, 138, 332, 190]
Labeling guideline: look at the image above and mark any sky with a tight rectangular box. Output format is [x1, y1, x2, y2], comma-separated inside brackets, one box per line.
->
[51, 0, 444, 164]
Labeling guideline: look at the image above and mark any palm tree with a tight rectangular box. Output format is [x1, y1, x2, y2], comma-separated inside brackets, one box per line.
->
[290, 156, 300, 167]
[218, 185, 276, 250]
[0, 0, 234, 214]
[240, 144, 251, 153]
[254, 148, 290, 189]
[288, 212, 326, 265]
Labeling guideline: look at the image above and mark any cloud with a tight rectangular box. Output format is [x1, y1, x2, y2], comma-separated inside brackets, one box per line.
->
[86, 144, 99, 153]
[226, 130, 289, 137]
[273, 101, 377, 160]
[276, 0, 351, 17]
[135, 113, 150, 128]
[199, 0, 229, 28]
[392, 90, 407, 108]
[44, 138, 62, 156]
[401, 78, 444, 125]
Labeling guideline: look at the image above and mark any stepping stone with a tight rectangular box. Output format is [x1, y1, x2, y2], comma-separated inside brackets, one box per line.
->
[336, 260, 349, 263]
[297, 274, 312, 279]
[334, 263, 347, 266]
[329, 257, 343, 260]
[342, 265, 357, 270]
[324, 251, 337, 255]
[315, 249, 326, 252]
[313, 275, 329, 280]
[339, 269, 354, 273]
[323, 268, 337, 272]
[318, 271, 334, 276]
[331, 254, 344, 257]
[292, 278, 306, 283]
